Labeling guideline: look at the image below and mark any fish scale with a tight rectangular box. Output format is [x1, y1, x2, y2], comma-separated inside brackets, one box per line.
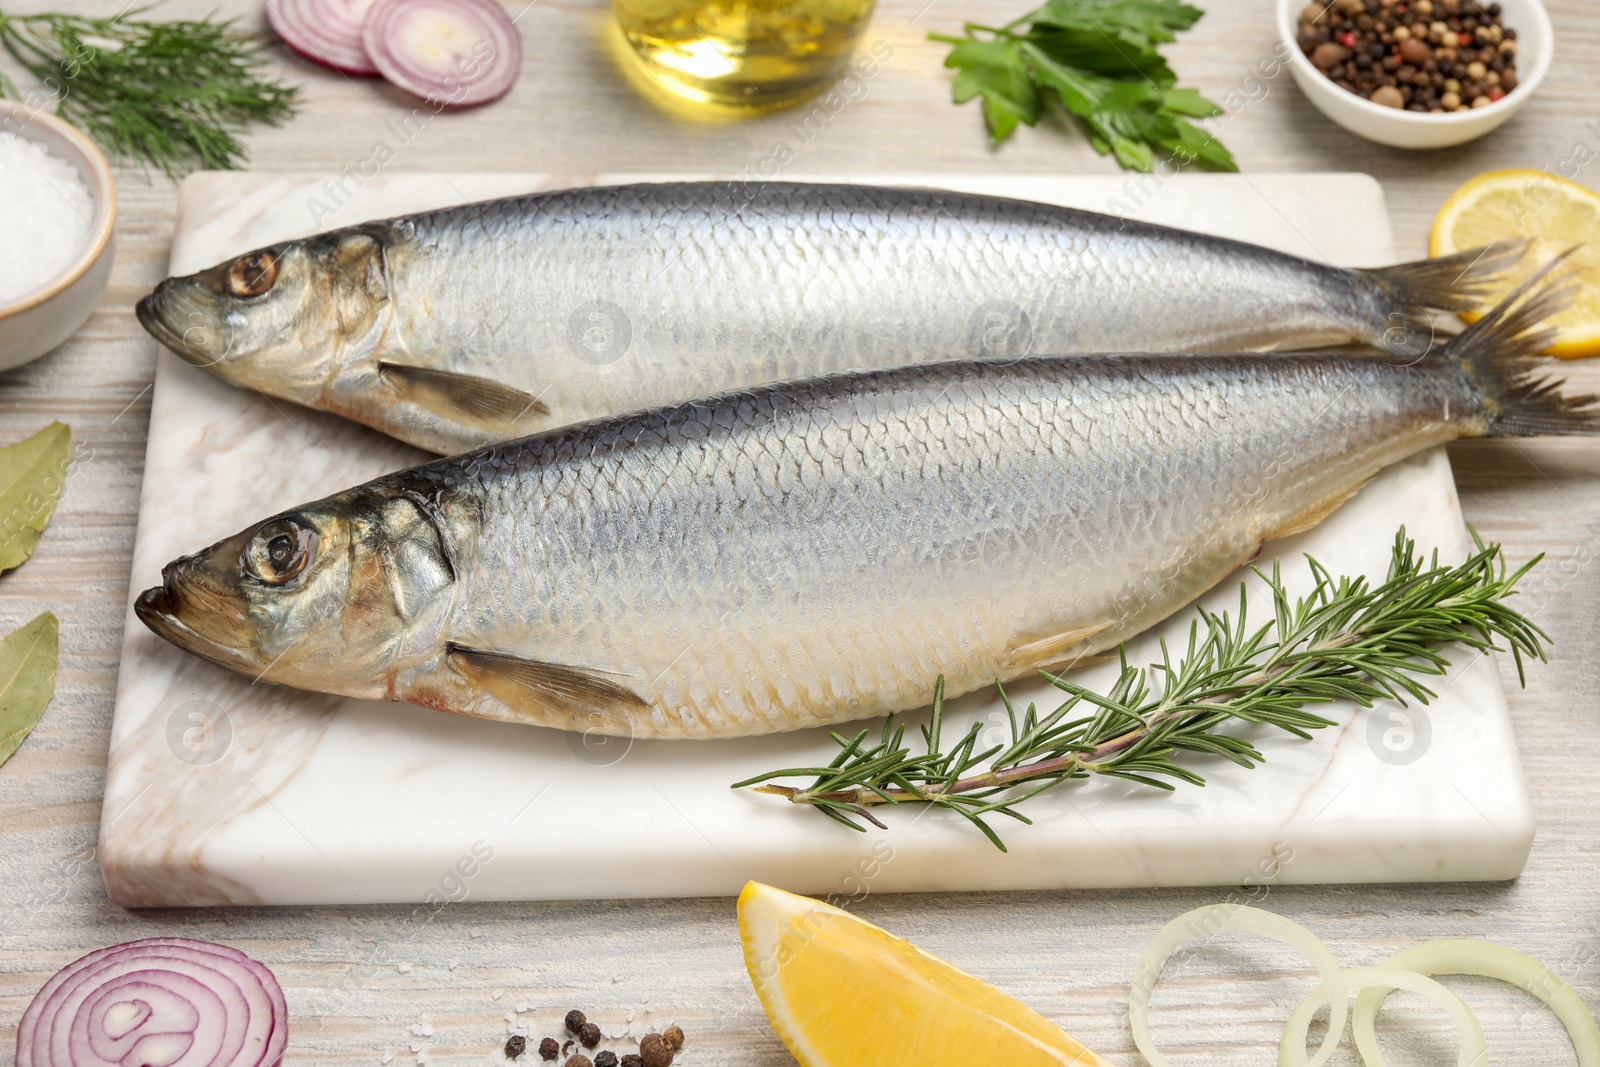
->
[364, 354, 1462, 737]
[136, 271, 1592, 738]
[136, 182, 1522, 454]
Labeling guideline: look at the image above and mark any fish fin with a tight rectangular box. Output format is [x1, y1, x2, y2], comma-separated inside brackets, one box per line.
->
[1363, 239, 1529, 356]
[1437, 257, 1600, 436]
[1368, 239, 1529, 313]
[1004, 621, 1114, 672]
[379, 363, 550, 430]
[1265, 479, 1373, 541]
[445, 644, 649, 730]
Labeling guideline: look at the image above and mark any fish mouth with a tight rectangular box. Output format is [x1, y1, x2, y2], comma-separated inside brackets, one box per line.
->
[135, 583, 260, 675]
[135, 283, 224, 369]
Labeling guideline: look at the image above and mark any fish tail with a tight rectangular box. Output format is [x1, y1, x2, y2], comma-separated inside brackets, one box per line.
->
[1364, 239, 1529, 357]
[1442, 252, 1600, 437]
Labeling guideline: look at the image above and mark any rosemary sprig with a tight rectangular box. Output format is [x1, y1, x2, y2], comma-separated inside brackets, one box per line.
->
[0, 5, 299, 177]
[735, 529, 1547, 850]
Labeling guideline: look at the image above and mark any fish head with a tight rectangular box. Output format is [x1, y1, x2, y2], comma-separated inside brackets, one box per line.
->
[134, 491, 455, 697]
[135, 231, 389, 405]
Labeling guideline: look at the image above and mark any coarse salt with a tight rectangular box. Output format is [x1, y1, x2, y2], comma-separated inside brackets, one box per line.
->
[0, 131, 95, 304]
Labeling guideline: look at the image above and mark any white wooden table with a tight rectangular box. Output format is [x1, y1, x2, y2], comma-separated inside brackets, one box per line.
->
[3, 0, 1600, 1063]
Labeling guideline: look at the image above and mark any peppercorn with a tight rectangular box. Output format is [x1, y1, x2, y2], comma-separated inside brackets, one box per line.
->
[662, 1026, 685, 1051]
[579, 1024, 602, 1049]
[508, 1036, 529, 1060]
[638, 1034, 673, 1067]
[563, 1041, 575, 1056]
[620, 1057, 644, 1067]
[1398, 36, 1430, 63]
[565, 1011, 587, 1034]
[1311, 41, 1348, 69]
[1296, 0, 1514, 112]
[595, 1053, 619, 1067]
[568, 1056, 593, 1067]
[540, 1038, 561, 1061]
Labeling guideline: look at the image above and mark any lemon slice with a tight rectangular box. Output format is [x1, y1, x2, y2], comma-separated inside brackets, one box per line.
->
[737, 881, 1110, 1067]
[1430, 168, 1600, 358]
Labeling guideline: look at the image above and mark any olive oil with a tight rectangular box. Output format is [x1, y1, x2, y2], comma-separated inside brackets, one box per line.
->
[612, 0, 876, 109]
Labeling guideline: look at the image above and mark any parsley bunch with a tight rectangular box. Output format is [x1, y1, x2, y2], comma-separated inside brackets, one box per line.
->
[930, 0, 1236, 172]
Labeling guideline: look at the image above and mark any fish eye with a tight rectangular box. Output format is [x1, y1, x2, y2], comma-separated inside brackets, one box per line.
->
[242, 517, 316, 585]
[225, 251, 279, 298]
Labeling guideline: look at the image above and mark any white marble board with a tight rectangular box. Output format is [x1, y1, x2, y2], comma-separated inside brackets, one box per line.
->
[100, 172, 1535, 907]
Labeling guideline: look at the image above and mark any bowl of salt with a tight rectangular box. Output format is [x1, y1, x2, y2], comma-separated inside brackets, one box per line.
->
[0, 103, 115, 374]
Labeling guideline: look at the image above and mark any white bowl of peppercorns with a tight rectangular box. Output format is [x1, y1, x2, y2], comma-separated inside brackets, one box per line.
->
[1279, 0, 1551, 148]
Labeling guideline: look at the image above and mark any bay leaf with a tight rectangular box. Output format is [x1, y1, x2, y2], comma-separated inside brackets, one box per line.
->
[0, 422, 72, 575]
[0, 611, 59, 769]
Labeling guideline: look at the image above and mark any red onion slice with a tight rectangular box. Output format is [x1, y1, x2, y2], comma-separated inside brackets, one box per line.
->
[362, 0, 523, 106]
[265, 0, 383, 77]
[17, 938, 287, 1067]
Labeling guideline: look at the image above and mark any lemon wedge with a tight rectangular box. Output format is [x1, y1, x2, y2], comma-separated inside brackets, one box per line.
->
[1430, 168, 1600, 358]
[737, 881, 1109, 1067]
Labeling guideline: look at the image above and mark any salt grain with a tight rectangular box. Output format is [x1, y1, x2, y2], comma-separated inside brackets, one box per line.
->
[0, 131, 95, 304]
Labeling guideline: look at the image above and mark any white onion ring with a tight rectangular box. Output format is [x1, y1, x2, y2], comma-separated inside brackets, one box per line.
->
[1129, 905, 1348, 1067]
[1282, 966, 1486, 1067]
[16, 938, 287, 1067]
[265, 0, 383, 77]
[362, 0, 523, 106]
[1354, 940, 1600, 1067]
[1130, 908, 1600, 1067]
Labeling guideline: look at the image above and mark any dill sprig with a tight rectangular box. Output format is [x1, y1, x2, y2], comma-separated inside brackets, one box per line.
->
[735, 529, 1547, 850]
[0, 5, 299, 178]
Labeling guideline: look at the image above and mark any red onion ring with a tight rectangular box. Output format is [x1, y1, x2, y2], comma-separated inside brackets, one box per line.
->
[362, 0, 524, 106]
[16, 938, 287, 1067]
[265, 0, 383, 77]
